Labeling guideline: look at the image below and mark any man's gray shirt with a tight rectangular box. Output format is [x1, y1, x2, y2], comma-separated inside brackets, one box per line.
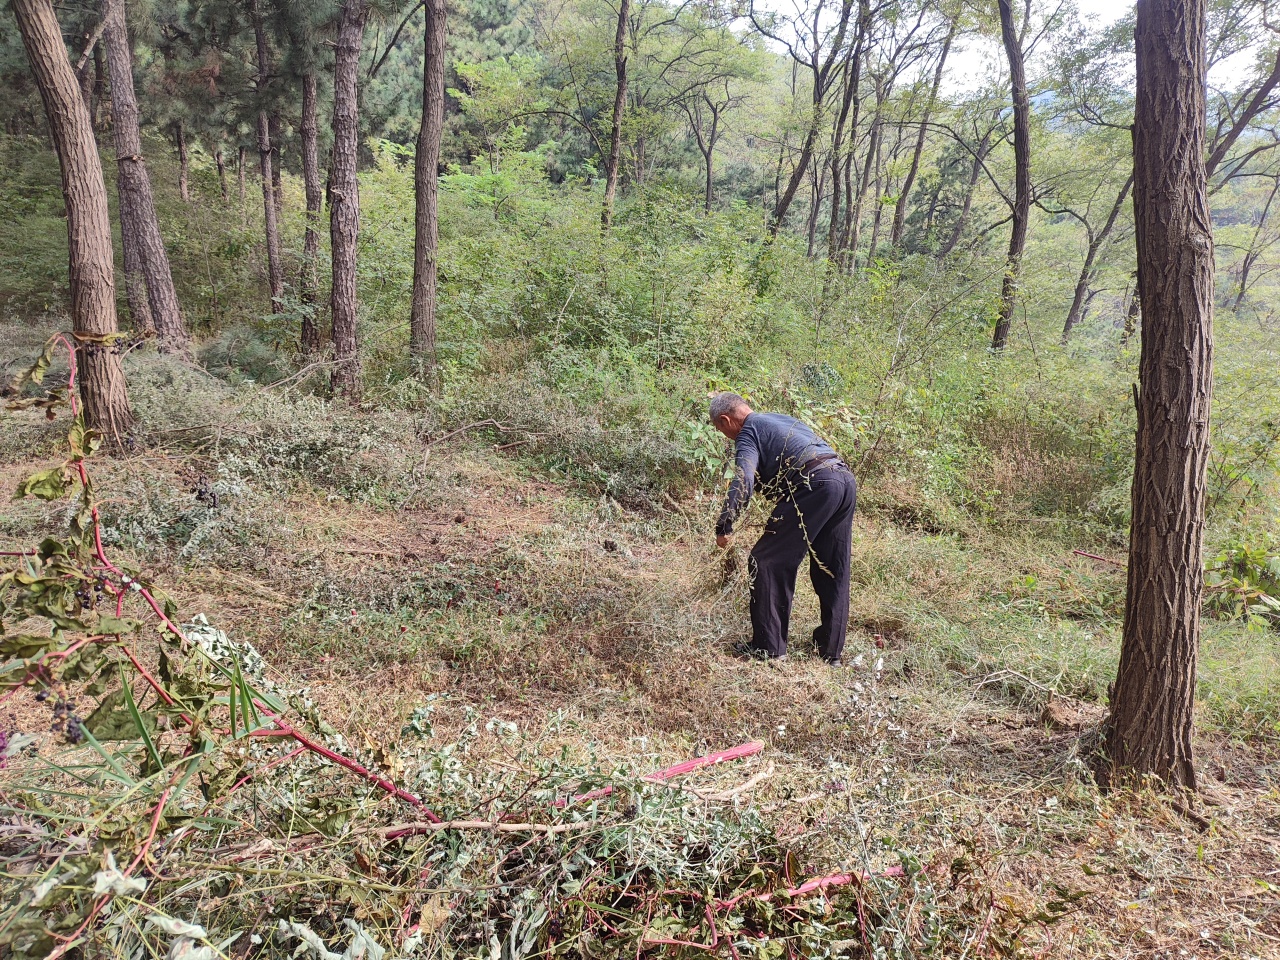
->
[716, 413, 839, 537]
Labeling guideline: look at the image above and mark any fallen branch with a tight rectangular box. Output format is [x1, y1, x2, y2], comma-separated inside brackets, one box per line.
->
[557, 741, 766, 807]
[1071, 549, 1125, 568]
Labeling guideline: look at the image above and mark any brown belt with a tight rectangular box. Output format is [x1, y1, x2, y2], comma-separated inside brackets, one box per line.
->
[800, 453, 844, 472]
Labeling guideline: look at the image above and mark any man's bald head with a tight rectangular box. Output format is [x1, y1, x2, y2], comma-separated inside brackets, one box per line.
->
[709, 392, 752, 440]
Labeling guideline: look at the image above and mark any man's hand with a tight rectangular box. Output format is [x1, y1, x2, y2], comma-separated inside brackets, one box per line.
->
[716, 534, 731, 549]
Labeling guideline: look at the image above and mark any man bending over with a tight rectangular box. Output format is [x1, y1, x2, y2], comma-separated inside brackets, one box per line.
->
[710, 392, 857, 664]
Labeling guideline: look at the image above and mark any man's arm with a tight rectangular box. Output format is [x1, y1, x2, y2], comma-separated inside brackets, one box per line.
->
[716, 430, 759, 540]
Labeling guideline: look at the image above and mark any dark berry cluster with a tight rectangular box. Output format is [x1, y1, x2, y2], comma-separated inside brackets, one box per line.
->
[39, 687, 84, 744]
[73, 577, 108, 611]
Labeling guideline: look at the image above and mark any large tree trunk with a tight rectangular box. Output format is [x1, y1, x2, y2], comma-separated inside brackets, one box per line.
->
[891, 19, 955, 249]
[410, 0, 446, 366]
[330, 0, 367, 400]
[119, 208, 154, 336]
[102, 0, 189, 353]
[13, 0, 133, 437]
[1105, 0, 1215, 792]
[601, 0, 631, 229]
[993, 0, 1031, 351]
[250, 0, 285, 313]
[1062, 172, 1135, 343]
[300, 70, 324, 354]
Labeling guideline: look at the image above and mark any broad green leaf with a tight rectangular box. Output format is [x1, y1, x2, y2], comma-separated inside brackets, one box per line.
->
[14, 466, 72, 502]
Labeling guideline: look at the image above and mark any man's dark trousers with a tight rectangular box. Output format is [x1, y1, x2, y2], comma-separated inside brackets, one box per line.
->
[747, 464, 856, 660]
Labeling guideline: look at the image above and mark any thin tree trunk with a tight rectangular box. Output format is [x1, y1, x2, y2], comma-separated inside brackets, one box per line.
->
[270, 111, 284, 220]
[1062, 172, 1135, 343]
[250, 0, 285, 312]
[215, 148, 229, 199]
[868, 131, 885, 260]
[102, 0, 189, 353]
[601, 0, 631, 229]
[847, 123, 877, 268]
[939, 130, 992, 256]
[330, 0, 368, 400]
[411, 0, 446, 365]
[828, 0, 869, 263]
[806, 163, 825, 257]
[238, 145, 246, 202]
[1105, 0, 1214, 792]
[300, 71, 324, 354]
[1230, 175, 1278, 311]
[175, 119, 190, 201]
[700, 102, 720, 213]
[1121, 270, 1140, 343]
[13, 0, 133, 436]
[92, 43, 106, 128]
[993, 0, 1031, 351]
[891, 20, 955, 249]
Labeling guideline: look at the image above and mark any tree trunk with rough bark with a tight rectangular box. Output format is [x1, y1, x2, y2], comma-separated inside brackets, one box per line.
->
[300, 70, 324, 354]
[601, 0, 630, 229]
[1105, 0, 1215, 792]
[1062, 172, 1134, 343]
[411, 0, 446, 365]
[250, 0, 285, 312]
[102, 0, 189, 353]
[13, 0, 133, 436]
[993, 0, 1031, 350]
[330, 0, 367, 400]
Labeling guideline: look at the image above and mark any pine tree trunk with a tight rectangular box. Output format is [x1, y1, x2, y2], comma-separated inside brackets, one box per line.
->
[250, 0, 285, 313]
[891, 20, 955, 249]
[175, 119, 190, 201]
[1062, 172, 1134, 344]
[411, 0, 447, 365]
[601, 0, 631, 229]
[1105, 0, 1214, 792]
[102, 0, 189, 353]
[120, 208, 155, 336]
[993, 0, 1031, 351]
[330, 0, 367, 400]
[92, 44, 106, 128]
[215, 148, 229, 199]
[238, 145, 246, 203]
[13, 0, 133, 437]
[300, 70, 324, 354]
[270, 111, 284, 220]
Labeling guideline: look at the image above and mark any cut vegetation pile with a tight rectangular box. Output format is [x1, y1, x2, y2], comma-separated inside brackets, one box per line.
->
[2, 337, 1279, 959]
